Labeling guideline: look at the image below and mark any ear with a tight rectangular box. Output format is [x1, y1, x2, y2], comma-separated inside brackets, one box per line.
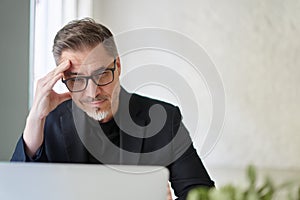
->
[115, 56, 121, 75]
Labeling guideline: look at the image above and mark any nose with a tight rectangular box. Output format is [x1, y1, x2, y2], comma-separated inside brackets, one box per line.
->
[84, 79, 100, 97]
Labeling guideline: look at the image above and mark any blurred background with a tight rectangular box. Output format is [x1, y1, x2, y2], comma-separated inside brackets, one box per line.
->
[0, 0, 299, 188]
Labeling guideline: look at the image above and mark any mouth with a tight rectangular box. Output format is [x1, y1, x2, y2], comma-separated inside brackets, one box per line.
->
[81, 97, 108, 108]
[87, 99, 107, 107]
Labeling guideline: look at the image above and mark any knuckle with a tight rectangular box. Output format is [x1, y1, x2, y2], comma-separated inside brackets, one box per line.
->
[36, 78, 44, 84]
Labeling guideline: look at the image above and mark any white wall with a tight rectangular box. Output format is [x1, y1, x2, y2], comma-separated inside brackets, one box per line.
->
[92, 0, 300, 170]
[1, 0, 299, 173]
[0, 0, 30, 160]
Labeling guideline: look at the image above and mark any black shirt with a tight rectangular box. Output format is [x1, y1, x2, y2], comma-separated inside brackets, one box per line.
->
[87, 118, 120, 163]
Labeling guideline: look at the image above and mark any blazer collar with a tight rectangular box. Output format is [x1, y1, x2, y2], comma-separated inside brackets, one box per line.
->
[60, 102, 89, 163]
[60, 87, 146, 165]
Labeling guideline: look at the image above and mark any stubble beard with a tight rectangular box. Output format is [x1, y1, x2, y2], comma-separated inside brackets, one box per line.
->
[86, 109, 109, 121]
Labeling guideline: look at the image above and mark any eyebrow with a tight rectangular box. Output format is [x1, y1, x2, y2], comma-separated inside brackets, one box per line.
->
[64, 71, 85, 76]
[65, 66, 107, 77]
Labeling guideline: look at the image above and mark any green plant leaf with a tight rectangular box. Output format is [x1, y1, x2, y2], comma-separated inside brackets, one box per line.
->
[187, 187, 210, 200]
[186, 165, 300, 200]
[257, 177, 274, 200]
[209, 185, 235, 200]
[247, 165, 256, 190]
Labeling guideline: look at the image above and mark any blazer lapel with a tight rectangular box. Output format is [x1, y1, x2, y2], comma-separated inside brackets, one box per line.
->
[117, 88, 146, 165]
[60, 89, 147, 165]
[60, 101, 88, 163]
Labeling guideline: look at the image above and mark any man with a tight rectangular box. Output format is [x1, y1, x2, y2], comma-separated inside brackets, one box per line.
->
[11, 18, 214, 199]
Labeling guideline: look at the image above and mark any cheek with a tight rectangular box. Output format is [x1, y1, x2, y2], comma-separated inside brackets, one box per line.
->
[105, 85, 119, 99]
[100, 82, 115, 95]
[71, 93, 82, 102]
[109, 77, 120, 92]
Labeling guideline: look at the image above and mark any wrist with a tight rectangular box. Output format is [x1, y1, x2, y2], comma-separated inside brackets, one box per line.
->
[23, 113, 45, 157]
[27, 107, 48, 121]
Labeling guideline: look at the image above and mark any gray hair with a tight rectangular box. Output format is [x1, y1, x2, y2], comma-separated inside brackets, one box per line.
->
[52, 18, 118, 64]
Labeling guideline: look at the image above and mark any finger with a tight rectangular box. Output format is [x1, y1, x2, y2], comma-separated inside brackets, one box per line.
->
[57, 92, 71, 104]
[45, 72, 64, 90]
[41, 60, 70, 85]
[167, 183, 172, 200]
[46, 60, 70, 77]
[54, 60, 71, 75]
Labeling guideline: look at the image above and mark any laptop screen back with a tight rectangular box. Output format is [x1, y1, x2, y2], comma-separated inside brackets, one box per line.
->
[0, 163, 169, 200]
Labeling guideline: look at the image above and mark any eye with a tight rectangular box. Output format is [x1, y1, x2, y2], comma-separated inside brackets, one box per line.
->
[66, 77, 85, 85]
[75, 77, 85, 81]
[101, 71, 110, 77]
[93, 71, 107, 79]
[74, 77, 86, 83]
[68, 78, 76, 82]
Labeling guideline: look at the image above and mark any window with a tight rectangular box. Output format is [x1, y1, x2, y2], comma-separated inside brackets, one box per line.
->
[30, 0, 92, 105]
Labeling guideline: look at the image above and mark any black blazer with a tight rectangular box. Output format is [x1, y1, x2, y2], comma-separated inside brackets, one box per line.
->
[11, 88, 214, 199]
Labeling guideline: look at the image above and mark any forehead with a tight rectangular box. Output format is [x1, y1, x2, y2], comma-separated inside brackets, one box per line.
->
[60, 44, 113, 73]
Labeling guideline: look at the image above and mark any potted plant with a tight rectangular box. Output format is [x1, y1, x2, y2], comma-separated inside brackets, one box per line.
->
[187, 165, 300, 200]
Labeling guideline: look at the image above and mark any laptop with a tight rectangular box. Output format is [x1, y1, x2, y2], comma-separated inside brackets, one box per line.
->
[0, 162, 169, 200]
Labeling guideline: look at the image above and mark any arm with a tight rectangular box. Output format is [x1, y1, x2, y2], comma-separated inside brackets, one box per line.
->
[168, 107, 214, 200]
[168, 145, 214, 200]
[11, 60, 71, 161]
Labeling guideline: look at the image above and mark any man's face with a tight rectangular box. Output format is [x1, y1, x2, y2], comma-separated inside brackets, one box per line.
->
[60, 44, 121, 122]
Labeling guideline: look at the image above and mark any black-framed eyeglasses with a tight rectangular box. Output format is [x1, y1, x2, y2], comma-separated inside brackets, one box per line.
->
[62, 59, 116, 92]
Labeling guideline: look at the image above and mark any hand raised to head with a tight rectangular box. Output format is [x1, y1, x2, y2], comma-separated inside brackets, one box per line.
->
[30, 60, 72, 120]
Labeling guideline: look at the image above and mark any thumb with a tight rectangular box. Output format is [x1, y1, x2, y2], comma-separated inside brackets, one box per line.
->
[57, 92, 71, 104]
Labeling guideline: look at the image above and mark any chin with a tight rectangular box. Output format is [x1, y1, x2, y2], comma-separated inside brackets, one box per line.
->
[86, 110, 109, 121]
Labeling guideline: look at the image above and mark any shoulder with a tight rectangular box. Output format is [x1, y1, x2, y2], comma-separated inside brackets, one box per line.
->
[125, 89, 177, 110]
[122, 89, 182, 121]
[124, 88, 177, 108]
